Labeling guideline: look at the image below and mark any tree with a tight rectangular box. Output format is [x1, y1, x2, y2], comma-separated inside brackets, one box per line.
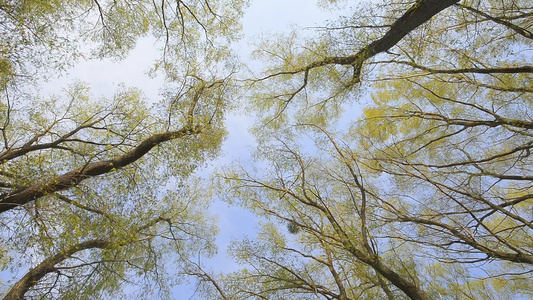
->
[0, 0, 246, 298]
[351, 0, 533, 272]
[2, 0, 533, 298]
[218, 126, 433, 299]
[215, 0, 532, 299]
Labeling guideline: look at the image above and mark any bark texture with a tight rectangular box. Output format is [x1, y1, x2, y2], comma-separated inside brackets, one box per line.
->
[3, 239, 112, 300]
[0, 126, 202, 214]
[285, 0, 460, 84]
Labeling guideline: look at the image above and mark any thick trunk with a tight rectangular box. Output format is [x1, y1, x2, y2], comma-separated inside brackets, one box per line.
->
[3, 239, 112, 300]
[293, 0, 460, 83]
[367, 0, 460, 55]
[0, 126, 201, 214]
[369, 260, 431, 300]
[340, 241, 432, 300]
[322, 207, 432, 299]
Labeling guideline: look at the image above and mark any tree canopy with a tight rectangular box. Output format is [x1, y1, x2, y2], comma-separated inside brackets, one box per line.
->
[1, 0, 244, 298]
[1, 0, 532, 299]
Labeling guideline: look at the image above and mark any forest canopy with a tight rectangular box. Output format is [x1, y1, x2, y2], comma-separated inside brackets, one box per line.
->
[0, 0, 532, 299]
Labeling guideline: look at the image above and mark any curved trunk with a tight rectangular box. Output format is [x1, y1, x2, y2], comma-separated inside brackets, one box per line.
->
[0, 126, 202, 214]
[3, 239, 112, 300]
[288, 0, 460, 84]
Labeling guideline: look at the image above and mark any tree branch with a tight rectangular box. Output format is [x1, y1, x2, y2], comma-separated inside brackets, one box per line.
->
[0, 124, 203, 214]
[261, 0, 459, 86]
[3, 239, 112, 300]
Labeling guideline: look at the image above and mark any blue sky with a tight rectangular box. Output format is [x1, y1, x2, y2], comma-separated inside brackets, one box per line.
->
[170, 1, 339, 297]
[0, 0, 341, 298]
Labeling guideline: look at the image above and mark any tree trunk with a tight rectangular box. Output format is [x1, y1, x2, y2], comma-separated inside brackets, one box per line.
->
[3, 239, 112, 300]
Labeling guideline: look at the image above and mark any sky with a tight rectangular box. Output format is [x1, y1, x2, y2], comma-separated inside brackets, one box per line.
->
[1, 0, 342, 298]
[7, 1, 529, 299]
[171, 1, 339, 298]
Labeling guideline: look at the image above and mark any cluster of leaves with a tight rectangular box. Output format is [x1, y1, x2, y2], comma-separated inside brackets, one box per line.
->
[2, 0, 533, 299]
[0, 0, 247, 298]
[206, 0, 533, 299]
